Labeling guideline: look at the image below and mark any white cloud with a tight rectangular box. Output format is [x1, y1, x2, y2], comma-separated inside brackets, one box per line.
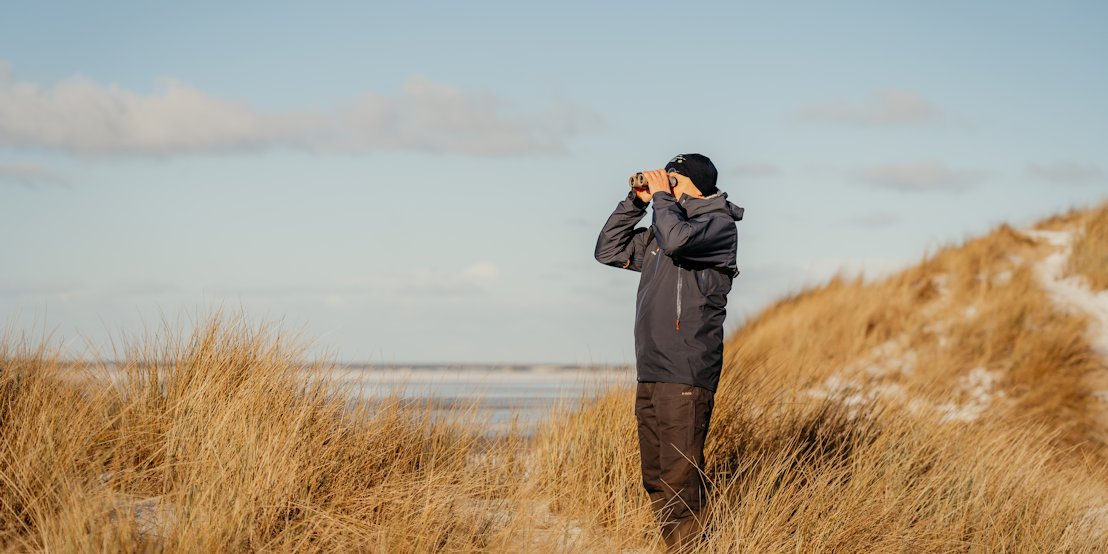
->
[1026, 162, 1105, 185]
[795, 89, 942, 126]
[0, 60, 601, 157]
[0, 161, 68, 187]
[333, 77, 604, 155]
[854, 161, 987, 192]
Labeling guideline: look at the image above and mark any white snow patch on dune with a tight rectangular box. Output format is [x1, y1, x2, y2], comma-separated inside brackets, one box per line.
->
[839, 335, 918, 378]
[1021, 228, 1108, 356]
[803, 366, 1003, 423]
[934, 367, 1006, 423]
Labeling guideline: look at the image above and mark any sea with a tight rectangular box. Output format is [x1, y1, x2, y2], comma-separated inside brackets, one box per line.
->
[322, 363, 635, 435]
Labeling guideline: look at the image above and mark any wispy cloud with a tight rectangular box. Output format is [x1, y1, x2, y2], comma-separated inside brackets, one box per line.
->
[1026, 162, 1105, 185]
[0, 60, 602, 158]
[853, 161, 987, 192]
[0, 162, 68, 188]
[394, 262, 500, 299]
[0, 281, 181, 300]
[794, 89, 942, 127]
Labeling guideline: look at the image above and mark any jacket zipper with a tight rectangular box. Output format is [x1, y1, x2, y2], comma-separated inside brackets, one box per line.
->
[675, 197, 688, 331]
[675, 268, 682, 331]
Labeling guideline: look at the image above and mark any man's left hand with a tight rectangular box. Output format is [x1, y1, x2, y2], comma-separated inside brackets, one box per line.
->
[641, 169, 672, 197]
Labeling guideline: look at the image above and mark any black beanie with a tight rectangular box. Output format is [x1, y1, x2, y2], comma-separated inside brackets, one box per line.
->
[665, 153, 718, 196]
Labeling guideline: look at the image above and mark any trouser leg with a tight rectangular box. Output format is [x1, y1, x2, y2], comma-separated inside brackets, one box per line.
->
[652, 382, 715, 551]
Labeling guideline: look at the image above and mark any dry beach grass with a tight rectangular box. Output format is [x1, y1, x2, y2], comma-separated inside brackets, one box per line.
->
[3, 201, 1108, 552]
[1, 317, 533, 552]
[1069, 200, 1108, 291]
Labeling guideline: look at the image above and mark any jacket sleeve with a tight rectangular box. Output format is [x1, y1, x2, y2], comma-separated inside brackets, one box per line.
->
[594, 190, 652, 272]
[650, 191, 735, 265]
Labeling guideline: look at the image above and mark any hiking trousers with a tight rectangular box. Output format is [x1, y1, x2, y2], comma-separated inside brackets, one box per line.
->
[634, 381, 715, 550]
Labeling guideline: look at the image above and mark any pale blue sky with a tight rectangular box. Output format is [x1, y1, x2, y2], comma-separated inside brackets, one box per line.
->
[2, 1, 1106, 365]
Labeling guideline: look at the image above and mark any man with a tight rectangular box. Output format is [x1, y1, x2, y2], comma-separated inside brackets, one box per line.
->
[593, 153, 744, 551]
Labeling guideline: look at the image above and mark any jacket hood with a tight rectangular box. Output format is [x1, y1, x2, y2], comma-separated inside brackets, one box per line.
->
[680, 190, 744, 221]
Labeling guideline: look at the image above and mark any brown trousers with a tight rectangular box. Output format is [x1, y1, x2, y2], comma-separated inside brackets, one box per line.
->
[635, 381, 715, 551]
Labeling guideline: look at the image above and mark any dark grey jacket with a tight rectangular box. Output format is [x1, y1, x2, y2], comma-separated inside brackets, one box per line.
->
[594, 189, 744, 392]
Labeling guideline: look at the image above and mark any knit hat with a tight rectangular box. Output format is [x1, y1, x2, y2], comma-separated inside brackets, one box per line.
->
[665, 153, 718, 196]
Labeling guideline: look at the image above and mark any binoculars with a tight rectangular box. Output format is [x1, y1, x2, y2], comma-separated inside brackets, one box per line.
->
[629, 171, 679, 191]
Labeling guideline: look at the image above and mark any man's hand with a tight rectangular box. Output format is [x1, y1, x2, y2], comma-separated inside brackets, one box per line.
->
[633, 186, 653, 204]
[641, 169, 673, 198]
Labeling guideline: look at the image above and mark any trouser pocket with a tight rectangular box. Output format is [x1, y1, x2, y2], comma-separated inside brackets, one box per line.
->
[694, 386, 715, 439]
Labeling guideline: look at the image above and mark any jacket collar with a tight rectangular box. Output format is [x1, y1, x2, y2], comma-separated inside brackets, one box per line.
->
[679, 190, 745, 221]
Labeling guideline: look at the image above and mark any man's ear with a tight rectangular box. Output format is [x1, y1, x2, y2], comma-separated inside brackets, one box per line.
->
[671, 173, 695, 191]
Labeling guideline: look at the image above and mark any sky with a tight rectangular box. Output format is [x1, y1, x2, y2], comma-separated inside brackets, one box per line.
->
[1, 1, 1106, 366]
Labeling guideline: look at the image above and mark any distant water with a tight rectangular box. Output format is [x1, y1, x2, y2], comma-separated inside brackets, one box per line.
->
[319, 364, 636, 435]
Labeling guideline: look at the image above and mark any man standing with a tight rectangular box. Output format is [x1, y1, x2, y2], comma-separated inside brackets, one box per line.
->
[594, 153, 744, 551]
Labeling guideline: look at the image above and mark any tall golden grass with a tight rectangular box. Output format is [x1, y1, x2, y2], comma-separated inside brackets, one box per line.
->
[1, 314, 538, 552]
[3, 202, 1108, 552]
[1070, 200, 1108, 290]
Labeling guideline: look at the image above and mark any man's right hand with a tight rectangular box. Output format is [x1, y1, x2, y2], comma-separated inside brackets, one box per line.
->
[641, 168, 673, 198]
[633, 187, 653, 205]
